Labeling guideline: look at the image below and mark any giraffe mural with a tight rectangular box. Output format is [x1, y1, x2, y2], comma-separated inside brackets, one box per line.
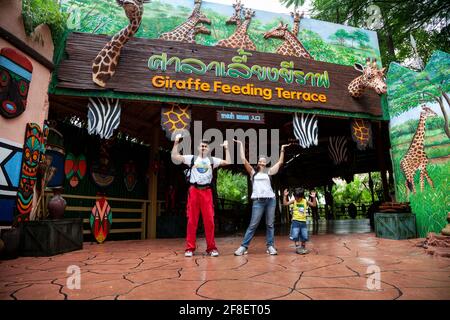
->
[184, 25, 211, 44]
[92, 0, 146, 87]
[348, 57, 387, 98]
[263, 22, 313, 59]
[400, 105, 437, 196]
[275, 10, 309, 57]
[225, 0, 243, 29]
[216, 8, 256, 51]
[159, 0, 211, 42]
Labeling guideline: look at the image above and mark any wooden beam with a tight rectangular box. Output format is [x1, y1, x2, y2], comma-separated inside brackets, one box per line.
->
[375, 121, 389, 201]
[147, 125, 160, 239]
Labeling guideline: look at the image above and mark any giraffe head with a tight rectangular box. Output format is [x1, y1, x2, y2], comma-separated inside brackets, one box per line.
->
[226, 0, 243, 25]
[264, 22, 289, 39]
[352, 57, 387, 95]
[243, 8, 255, 21]
[420, 105, 437, 118]
[118, 0, 146, 19]
[194, 25, 211, 36]
[291, 10, 304, 23]
[194, 11, 211, 25]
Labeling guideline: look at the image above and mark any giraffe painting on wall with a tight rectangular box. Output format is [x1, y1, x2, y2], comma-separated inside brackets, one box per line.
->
[273, 10, 313, 59]
[159, 0, 211, 43]
[216, 4, 257, 51]
[92, 0, 146, 87]
[400, 105, 437, 196]
[263, 20, 313, 59]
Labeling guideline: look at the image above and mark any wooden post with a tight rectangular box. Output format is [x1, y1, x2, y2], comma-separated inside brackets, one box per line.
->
[147, 126, 160, 239]
[375, 121, 389, 201]
[368, 172, 375, 203]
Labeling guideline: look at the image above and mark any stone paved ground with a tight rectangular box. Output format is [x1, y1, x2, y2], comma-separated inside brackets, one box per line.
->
[1, 233, 449, 300]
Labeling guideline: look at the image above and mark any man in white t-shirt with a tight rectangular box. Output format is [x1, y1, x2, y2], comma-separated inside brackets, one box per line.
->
[172, 135, 230, 257]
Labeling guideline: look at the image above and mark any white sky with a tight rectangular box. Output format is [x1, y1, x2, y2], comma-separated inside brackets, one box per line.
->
[205, 0, 313, 16]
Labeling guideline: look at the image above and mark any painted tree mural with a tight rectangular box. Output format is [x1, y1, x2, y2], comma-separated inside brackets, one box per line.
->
[388, 51, 450, 138]
[60, 0, 382, 68]
[387, 50, 450, 237]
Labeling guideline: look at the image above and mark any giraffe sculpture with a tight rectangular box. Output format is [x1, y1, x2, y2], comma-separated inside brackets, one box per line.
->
[348, 57, 387, 98]
[184, 25, 211, 44]
[216, 8, 257, 51]
[226, 0, 243, 28]
[159, 0, 211, 42]
[92, 0, 146, 87]
[263, 21, 313, 59]
[400, 105, 437, 196]
[275, 10, 309, 57]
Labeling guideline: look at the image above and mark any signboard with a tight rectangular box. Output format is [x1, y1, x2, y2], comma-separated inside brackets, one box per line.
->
[217, 111, 264, 124]
[57, 33, 382, 116]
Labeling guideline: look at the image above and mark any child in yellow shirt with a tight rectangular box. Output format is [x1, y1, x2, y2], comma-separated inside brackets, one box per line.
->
[283, 188, 315, 254]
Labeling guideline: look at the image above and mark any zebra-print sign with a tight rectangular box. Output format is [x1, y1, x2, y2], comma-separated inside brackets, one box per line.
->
[293, 113, 318, 148]
[328, 136, 348, 165]
[87, 98, 121, 139]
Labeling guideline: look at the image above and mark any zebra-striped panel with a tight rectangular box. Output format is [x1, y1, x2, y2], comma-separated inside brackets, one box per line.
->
[293, 113, 318, 148]
[87, 98, 121, 139]
[328, 136, 348, 165]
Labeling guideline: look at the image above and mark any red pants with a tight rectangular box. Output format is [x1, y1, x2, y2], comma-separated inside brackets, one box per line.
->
[185, 186, 217, 253]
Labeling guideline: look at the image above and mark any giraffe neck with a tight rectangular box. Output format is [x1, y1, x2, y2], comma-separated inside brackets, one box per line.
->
[234, 18, 251, 38]
[410, 113, 428, 149]
[193, 1, 201, 14]
[92, 2, 143, 87]
[349, 76, 366, 96]
[173, 17, 199, 37]
[292, 19, 300, 37]
[284, 31, 310, 57]
[235, 11, 242, 28]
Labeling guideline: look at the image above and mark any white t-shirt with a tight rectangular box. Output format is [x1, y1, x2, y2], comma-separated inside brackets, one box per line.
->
[251, 169, 275, 199]
[183, 155, 222, 185]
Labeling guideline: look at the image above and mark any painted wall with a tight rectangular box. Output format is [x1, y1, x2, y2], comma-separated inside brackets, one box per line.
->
[61, 0, 382, 68]
[386, 50, 450, 237]
[0, 0, 54, 222]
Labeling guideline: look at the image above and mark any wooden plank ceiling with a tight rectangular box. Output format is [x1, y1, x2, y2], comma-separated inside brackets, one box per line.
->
[48, 95, 389, 186]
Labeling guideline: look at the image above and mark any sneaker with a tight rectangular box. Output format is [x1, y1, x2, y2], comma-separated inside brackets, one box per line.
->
[296, 247, 308, 255]
[184, 251, 193, 257]
[266, 246, 278, 255]
[209, 250, 219, 257]
[234, 246, 248, 256]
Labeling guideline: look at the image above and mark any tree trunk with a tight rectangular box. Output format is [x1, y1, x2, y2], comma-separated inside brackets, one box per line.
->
[439, 91, 450, 139]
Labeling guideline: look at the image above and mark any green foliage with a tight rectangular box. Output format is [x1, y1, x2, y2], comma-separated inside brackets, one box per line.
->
[331, 173, 382, 204]
[391, 149, 449, 237]
[387, 51, 450, 118]
[216, 169, 248, 204]
[60, 0, 380, 67]
[390, 117, 446, 141]
[309, 0, 450, 68]
[279, 0, 305, 9]
[22, 0, 68, 43]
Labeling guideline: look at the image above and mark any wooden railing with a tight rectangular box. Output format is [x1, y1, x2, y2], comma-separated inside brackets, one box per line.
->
[44, 193, 150, 239]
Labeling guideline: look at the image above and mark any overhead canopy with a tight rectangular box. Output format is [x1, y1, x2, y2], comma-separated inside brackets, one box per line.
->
[52, 32, 385, 119]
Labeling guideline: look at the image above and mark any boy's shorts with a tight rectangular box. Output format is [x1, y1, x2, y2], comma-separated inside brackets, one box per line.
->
[289, 220, 308, 242]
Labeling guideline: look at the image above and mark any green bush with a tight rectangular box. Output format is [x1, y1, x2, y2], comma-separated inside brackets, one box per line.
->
[216, 169, 248, 204]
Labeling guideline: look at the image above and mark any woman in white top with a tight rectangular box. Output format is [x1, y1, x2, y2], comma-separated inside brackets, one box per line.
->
[234, 139, 290, 255]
